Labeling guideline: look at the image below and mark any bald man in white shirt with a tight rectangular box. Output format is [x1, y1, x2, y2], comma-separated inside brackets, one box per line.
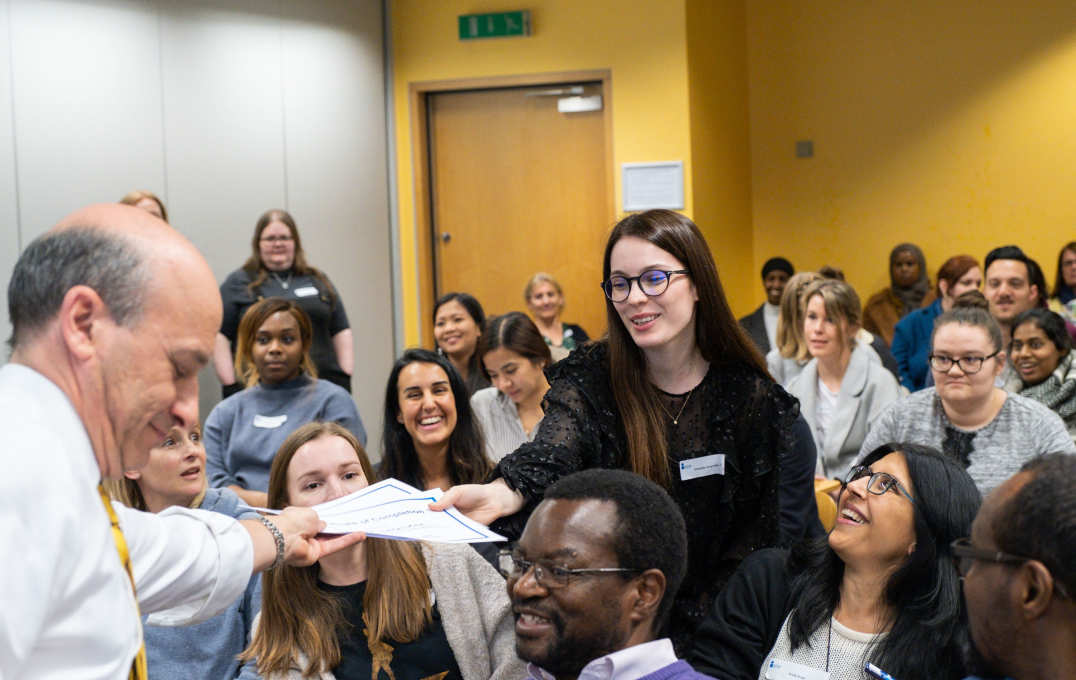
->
[0, 204, 361, 678]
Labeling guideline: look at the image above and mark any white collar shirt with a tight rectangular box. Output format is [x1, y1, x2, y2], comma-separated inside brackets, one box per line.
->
[527, 638, 679, 680]
[0, 364, 253, 679]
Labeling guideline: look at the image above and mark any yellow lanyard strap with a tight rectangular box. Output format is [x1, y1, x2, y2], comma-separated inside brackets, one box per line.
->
[96, 484, 149, 680]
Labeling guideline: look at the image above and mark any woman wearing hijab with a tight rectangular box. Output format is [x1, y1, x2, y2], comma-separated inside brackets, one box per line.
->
[862, 243, 934, 346]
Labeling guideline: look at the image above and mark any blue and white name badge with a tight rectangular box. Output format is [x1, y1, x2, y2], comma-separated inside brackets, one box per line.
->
[293, 286, 319, 298]
[764, 658, 830, 680]
[253, 414, 288, 429]
[678, 453, 725, 481]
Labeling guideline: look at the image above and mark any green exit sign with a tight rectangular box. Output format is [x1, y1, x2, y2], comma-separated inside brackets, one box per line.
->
[458, 11, 531, 40]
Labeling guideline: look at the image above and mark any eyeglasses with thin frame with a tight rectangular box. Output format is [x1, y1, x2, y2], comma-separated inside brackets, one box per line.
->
[600, 269, 689, 303]
[950, 538, 1071, 599]
[842, 465, 917, 505]
[498, 549, 641, 589]
[260, 235, 294, 243]
[927, 351, 1000, 374]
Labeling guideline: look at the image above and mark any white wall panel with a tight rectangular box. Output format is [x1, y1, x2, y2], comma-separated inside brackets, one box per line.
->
[279, 0, 390, 449]
[0, 0, 392, 455]
[8, 0, 164, 241]
[158, 0, 286, 265]
[0, 0, 20, 348]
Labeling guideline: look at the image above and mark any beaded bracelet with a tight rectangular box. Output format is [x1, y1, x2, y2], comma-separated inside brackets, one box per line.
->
[256, 515, 286, 570]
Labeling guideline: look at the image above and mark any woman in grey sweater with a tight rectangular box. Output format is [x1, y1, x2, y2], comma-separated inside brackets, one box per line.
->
[859, 293, 1075, 494]
[242, 422, 522, 680]
[205, 298, 365, 508]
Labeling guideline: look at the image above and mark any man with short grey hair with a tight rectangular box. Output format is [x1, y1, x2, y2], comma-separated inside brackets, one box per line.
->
[0, 204, 360, 678]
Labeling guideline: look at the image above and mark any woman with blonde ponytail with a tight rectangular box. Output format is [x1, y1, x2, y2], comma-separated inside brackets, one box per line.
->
[435, 209, 818, 652]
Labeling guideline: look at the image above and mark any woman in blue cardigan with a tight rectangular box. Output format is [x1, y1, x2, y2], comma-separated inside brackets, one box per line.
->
[892, 255, 981, 391]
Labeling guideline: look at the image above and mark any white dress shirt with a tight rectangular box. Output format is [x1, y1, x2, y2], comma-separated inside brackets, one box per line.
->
[527, 638, 679, 680]
[0, 364, 253, 679]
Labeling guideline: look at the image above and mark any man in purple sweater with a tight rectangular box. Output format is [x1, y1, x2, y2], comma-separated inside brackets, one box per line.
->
[502, 469, 715, 680]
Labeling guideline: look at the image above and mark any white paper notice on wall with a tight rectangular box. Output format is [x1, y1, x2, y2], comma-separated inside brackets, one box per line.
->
[622, 161, 685, 212]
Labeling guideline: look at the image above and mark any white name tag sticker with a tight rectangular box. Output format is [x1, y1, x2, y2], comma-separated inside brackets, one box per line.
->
[678, 453, 725, 481]
[253, 414, 288, 429]
[293, 286, 318, 297]
[764, 658, 830, 680]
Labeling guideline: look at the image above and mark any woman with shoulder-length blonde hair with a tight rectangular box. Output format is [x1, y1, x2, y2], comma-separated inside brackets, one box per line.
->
[524, 272, 590, 361]
[215, 209, 354, 398]
[105, 419, 262, 680]
[786, 279, 901, 480]
[767, 272, 824, 386]
[434, 209, 820, 651]
[241, 421, 522, 680]
[205, 297, 365, 508]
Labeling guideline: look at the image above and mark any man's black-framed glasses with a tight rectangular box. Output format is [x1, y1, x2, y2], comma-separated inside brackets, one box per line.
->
[842, 465, 916, 505]
[498, 549, 641, 589]
[950, 538, 1071, 599]
[928, 351, 1000, 374]
[600, 269, 689, 303]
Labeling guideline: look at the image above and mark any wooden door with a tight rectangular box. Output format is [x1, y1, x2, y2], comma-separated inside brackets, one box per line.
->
[427, 82, 611, 341]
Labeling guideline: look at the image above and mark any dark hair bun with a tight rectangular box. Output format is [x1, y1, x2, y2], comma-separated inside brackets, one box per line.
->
[951, 290, 989, 310]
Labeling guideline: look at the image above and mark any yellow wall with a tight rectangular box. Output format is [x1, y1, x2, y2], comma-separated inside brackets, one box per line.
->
[685, 0, 754, 314]
[747, 1, 1076, 309]
[392, 0, 696, 345]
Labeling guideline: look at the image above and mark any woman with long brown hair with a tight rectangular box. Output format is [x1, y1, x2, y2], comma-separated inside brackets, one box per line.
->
[214, 209, 353, 398]
[435, 209, 818, 651]
[241, 422, 521, 680]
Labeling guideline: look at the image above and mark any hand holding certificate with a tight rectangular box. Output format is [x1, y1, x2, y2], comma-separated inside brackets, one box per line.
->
[259, 478, 506, 543]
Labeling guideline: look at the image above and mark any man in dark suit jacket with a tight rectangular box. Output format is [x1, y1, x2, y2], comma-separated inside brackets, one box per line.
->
[739, 257, 794, 354]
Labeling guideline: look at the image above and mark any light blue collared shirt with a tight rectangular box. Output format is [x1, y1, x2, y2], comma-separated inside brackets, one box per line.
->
[527, 638, 678, 680]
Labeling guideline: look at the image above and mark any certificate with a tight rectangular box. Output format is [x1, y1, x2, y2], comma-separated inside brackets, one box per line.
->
[253, 478, 506, 544]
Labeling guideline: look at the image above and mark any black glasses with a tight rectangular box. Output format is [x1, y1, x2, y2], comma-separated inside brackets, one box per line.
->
[950, 538, 1071, 599]
[260, 235, 294, 243]
[600, 269, 689, 303]
[498, 550, 640, 589]
[842, 465, 916, 505]
[928, 351, 1000, 374]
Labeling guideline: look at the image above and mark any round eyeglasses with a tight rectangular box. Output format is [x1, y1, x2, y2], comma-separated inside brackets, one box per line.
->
[498, 550, 640, 589]
[927, 351, 999, 374]
[600, 269, 689, 303]
[842, 465, 916, 505]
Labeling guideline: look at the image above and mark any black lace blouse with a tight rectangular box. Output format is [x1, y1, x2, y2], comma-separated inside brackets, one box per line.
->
[491, 341, 803, 651]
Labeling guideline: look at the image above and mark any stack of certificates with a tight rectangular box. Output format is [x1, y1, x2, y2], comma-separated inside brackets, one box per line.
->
[300, 478, 506, 543]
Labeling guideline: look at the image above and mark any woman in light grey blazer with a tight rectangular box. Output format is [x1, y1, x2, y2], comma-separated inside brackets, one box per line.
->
[787, 279, 902, 480]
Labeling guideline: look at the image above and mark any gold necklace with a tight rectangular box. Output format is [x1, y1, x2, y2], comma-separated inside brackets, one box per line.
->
[659, 386, 695, 425]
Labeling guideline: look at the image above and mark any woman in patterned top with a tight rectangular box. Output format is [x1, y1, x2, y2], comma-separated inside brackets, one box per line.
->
[859, 292, 1075, 494]
[435, 209, 819, 652]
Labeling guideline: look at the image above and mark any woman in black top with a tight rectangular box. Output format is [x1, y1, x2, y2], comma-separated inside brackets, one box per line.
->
[435, 209, 818, 651]
[214, 209, 352, 397]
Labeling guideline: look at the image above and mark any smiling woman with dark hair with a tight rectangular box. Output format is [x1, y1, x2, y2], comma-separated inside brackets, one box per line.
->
[1004, 308, 1076, 441]
[380, 348, 491, 491]
[689, 443, 981, 680]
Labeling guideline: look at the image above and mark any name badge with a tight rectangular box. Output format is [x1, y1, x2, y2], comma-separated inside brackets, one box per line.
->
[293, 286, 318, 297]
[764, 659, 830, 680]
[253, 414, 288, 429]
[678, 453, 725, 481]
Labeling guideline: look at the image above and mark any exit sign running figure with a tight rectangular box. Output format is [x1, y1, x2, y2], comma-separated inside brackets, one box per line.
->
[458, 11, 531, 40]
